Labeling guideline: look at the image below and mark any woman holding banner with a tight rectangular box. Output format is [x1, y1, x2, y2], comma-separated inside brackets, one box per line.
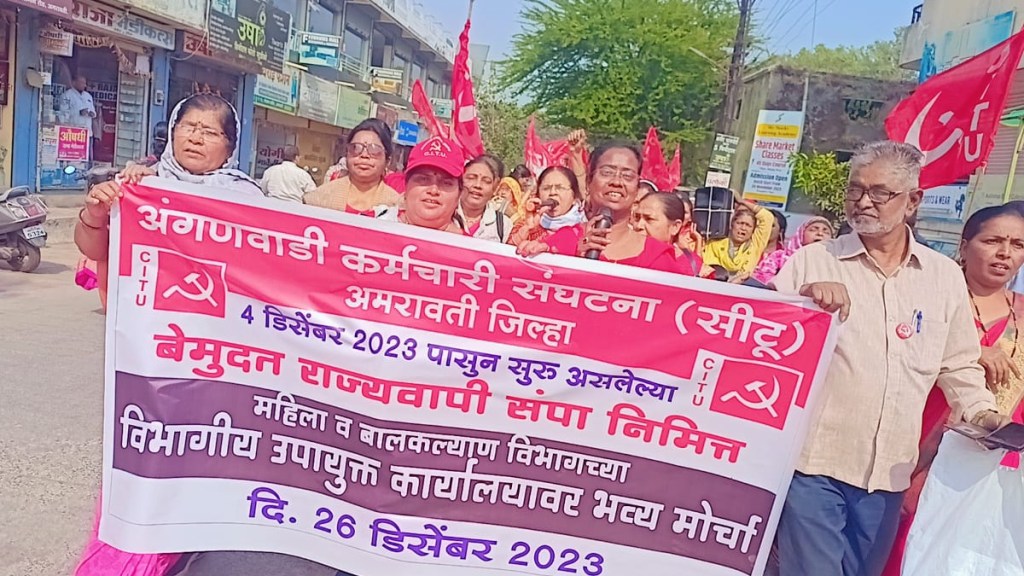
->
[74, 94, 261, 313]
[507, 166, 586, 246]
[516, 141, 682, 273]
[376, 135, 467, 234]
[304, 118, 400, 216]
[883, 203, 1024, 575]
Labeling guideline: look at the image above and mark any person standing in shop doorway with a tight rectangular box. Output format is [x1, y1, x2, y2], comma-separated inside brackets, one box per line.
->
[60, 74, 97, 161]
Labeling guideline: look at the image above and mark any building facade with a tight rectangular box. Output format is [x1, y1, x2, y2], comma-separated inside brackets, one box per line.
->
[0, 0, 455, 192]
[729, 65, 914, 215]
[900, 1, 1024, 253]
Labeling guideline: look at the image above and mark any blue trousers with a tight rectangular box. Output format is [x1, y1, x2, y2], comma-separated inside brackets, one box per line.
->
[776, 473, 904, 576]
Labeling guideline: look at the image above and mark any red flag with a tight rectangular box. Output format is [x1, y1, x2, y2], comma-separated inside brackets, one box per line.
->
[411, 80, 447, 138]
[886, 31, 1024, 189]
[668, 145, 682, 190]
[523, 117, 572, 177]
[641, 127, 671, 191]
[451, 18, 485, 158]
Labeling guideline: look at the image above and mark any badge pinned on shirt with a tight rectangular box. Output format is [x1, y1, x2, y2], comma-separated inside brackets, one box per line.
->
[896, 322, 914, 340]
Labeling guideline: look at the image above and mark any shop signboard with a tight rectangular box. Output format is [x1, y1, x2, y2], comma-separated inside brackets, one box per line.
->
[430, 97, 453, 121]
[207, 0, 290, 72]
[10, 0, 72, 18]
[56, 126, 89, 161]
[298, 71, 339, 126]
[120, 0, 207, 31]
[335, 86, 372, 129]
[297, 32, 342, 69]
[370, 67, 403, 95]
[742, 110, 805, 209]
[709, 133, 739, 172]
[375, 103, 399, 129]
[394, 120, 419, 146]
[39, 26, 74, 56]
[70, 0, 175, 50]
[920, 11, 1015, 82]
[920, 184, 968, 222]
[255, 67, 299, 115]
[704, 171, 731, 189]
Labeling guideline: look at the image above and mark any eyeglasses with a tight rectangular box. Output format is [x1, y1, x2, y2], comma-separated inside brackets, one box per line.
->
[347, 142, 387, 158]
[540, 184, 572, 193]
[596, 166, 639, 182]
[178, 121, 226, 142]
[845, 184, 904, 205]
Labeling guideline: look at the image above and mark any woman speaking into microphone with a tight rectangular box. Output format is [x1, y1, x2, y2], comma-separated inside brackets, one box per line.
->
[516, 141, 683, 273]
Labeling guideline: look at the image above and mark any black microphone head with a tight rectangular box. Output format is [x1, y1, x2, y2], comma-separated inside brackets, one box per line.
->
[540, 198, 559, 209]
[596, 207, 613, 229]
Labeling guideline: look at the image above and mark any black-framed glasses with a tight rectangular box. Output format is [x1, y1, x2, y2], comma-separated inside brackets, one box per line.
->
[845, 184, 904, 204]
[347, 142, 386, 157]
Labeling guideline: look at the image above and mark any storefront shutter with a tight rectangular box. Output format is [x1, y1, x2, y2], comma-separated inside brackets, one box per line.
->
[985, 74, 1024, 175]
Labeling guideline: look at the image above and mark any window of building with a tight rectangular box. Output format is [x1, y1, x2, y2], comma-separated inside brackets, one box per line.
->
[427, 77, 441, 98]
[307, 2, 339, 35]
[393, 52, 408, 74]
[343, 26, 366, 63]
[276, 0, 305, 32]
[411, 60, 424, 85]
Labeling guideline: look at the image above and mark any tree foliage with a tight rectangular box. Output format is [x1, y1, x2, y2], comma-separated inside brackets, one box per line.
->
[499, 0, 738, 149]
[771, 28, 915, 82]
[789, 151, 849, 222]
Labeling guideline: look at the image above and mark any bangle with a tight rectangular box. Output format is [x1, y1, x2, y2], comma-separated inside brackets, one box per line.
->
[78, 208, 106, 230]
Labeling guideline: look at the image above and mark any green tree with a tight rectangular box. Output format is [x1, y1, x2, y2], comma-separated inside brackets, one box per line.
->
[789, 151, 849, 223]
[499, 0, 737, 150]
[771, 28, 915, 82]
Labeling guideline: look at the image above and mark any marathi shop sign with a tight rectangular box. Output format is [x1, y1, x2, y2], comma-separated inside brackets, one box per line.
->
[207, 0, 290, 72]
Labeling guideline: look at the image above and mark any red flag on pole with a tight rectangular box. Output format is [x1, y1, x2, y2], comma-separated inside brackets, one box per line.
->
[523, 117, 571, 177]
[885, 31, 1024, 189]
[641, 127, 671, 191]
[451, 17, 486, 158]
[411, 79, 447, 138]
[668, 145, 682, 189]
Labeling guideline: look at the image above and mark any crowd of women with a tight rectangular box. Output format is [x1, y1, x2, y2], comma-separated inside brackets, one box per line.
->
[71, 93, 1024, 576]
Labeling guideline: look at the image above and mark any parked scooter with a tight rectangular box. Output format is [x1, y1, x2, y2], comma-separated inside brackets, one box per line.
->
[0, 184, 49, 273]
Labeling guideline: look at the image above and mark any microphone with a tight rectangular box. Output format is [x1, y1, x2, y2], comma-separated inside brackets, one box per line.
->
[539, 198, 559, 210]
[584, 208, 613, 260]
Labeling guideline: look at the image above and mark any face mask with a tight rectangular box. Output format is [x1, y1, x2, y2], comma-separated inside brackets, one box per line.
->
[541, 203, 586, 231]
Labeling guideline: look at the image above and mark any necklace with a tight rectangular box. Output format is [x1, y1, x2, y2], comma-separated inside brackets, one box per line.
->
[969, 289, 1018, 358]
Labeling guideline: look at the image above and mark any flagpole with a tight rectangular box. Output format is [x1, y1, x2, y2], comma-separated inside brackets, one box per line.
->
[467, 0, 474, 21]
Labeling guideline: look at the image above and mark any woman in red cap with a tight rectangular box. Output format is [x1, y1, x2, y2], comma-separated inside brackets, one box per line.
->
[516, 140, 684, 274]
[377, 135, 466, 233]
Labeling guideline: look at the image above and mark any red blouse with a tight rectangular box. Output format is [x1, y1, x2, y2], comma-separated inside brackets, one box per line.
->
[543, 225, 688, 275]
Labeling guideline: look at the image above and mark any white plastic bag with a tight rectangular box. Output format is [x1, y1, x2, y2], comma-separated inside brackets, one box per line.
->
[902, 432, 1024, 576]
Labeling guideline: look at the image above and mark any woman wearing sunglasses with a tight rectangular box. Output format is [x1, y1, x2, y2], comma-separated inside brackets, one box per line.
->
[304, 118, 401, 216]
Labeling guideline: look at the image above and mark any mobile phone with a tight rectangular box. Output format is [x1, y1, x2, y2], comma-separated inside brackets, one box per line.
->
[948, 421, 1024, 452]
[985, 422, 1024, 452]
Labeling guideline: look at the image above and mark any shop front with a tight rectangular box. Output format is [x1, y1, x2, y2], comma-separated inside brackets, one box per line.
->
[36, 0, 174, 189]
[253, 65, 300, 180]
[295, 70, 343, 184]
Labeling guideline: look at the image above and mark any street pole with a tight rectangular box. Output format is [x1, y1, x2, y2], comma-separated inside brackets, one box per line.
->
[718, 0, 755, 136]
[1004, 120, 1024, 203]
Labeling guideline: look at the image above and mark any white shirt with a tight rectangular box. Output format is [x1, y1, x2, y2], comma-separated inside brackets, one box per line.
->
[61, 88, 96, 135]
[260, 161, 316, 203]
[457, 206, 512, 243]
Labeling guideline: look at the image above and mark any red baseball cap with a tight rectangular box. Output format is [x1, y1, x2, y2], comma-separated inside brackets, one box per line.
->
[405, 136, 466, 178]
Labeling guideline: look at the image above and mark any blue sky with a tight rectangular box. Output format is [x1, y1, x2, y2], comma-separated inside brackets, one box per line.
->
[419, 0, 919, 61]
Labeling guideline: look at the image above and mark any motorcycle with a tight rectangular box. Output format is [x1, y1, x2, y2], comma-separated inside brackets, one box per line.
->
[0, 185, 49, 273]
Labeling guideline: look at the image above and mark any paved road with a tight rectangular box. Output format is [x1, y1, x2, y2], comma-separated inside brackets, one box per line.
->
[0, 244, 105, 576]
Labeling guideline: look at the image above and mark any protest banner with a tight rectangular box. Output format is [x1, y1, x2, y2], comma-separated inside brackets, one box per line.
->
[100, 180, 839, 576]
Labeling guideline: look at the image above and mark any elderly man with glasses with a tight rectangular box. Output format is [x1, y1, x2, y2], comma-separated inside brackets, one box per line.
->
[769, 141, 1008, 576]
